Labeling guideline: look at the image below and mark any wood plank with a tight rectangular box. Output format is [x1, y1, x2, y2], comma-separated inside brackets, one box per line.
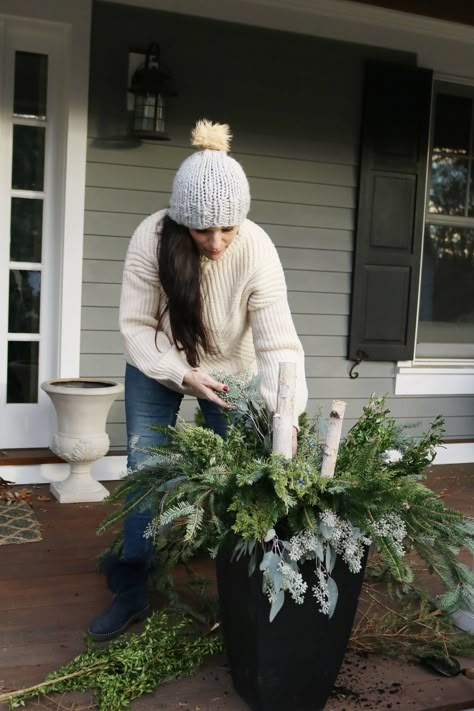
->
[82, 249, 352, 282]
[81, 310, 349, 335]
[81, 330, 124, 353]
[82, 282, 121, 307]
[84, 209, 148, 237]
[83, 234, 129, 260]
[81, 353, 125, 377]
[81, 354, 395, 381]
[279, 247, 352, 272]
[82, 259, 124, 283]
[87, 143, 357, 185]
[85, 170, 355, 209]
[83, 229, 353, 262]
[307, 396, 474, 420]
[84, 192, 354, 232]
[81, 333, 348, 359]
[87, 132, 357, 168]
[264, 225, 353, 252]
[284, 267, 350, 291]
[81, 254, 352, 295]
[300, 335, 347, 356]
[105, 395, 474, 428]
[305, 376, 395, 398]
[294, 314, 348, 335]
[305, 356, 395, 378]
[0, 448, 62, 466]
[81, 306, 119, 331]
[81, 283, 350, 313]
[250, 200, 354, 231]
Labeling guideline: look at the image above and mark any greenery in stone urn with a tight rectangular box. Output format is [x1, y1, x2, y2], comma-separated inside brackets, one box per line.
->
[100, 374, 474, 622]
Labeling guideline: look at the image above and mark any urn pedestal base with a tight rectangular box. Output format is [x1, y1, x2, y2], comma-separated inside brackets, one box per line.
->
[50, 462, 110, 503]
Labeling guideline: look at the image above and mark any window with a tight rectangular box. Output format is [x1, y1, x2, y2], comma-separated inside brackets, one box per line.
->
[417, 83, 474, 359]
[7, 51, 48, 404]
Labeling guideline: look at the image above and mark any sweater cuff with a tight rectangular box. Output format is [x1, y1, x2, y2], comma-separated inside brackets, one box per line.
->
[161, 349, 192, 388]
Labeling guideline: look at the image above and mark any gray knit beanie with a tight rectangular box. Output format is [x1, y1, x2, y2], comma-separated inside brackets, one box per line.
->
[168, 120, 251, 229]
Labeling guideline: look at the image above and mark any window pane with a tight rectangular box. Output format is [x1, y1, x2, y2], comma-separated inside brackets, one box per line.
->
[7, 342, 39, 403]
[433, 94, 471, 155]
[8, 270, 41, 334]
[429, 155, 468, 215]
[12, 125, 45, 191]
[418, 225, 474, 352]
[14, 52, 48, 118]
[10, 198, 43, 262]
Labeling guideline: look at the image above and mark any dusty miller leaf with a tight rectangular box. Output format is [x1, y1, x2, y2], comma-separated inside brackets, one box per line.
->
[269, 589, 285, 622]
[327, 576, 339, 619]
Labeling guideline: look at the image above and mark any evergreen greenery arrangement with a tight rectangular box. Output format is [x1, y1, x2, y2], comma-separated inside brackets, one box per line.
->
[0, 610, 222, 710]
[99, 373, 474, 623]
[2, 375, 474, 711]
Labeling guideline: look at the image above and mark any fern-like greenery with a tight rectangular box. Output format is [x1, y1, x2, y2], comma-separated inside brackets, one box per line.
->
[99, 377, 474, 616]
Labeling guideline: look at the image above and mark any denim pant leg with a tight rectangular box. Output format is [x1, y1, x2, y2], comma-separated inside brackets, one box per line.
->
[123, 364, 183, 563]
[198, 398, 228, 439]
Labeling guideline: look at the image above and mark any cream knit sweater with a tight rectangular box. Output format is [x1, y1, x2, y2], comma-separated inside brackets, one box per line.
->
[119, 209, 308, 426]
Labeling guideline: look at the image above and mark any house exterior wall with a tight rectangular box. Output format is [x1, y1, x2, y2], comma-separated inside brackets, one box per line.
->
[81, 1, 474, 449]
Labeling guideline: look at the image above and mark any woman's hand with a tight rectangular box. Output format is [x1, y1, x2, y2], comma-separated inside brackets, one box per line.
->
[183, 369, 229, 408]
[292, 426, 298, 458]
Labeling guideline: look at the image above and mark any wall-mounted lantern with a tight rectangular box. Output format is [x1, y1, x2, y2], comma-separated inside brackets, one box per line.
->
[128, 43, 176, 141]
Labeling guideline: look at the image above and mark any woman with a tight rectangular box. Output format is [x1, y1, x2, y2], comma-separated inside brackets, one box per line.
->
[88, 120, 308, 640]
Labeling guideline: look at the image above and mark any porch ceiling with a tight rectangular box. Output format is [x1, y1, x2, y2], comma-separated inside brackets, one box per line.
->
[102, 0, 474, 40]
[101, 0, 474, 78]
[352, 0, 474, 27]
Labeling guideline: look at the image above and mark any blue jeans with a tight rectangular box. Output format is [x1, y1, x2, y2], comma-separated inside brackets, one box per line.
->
[122, 364, 227, 563]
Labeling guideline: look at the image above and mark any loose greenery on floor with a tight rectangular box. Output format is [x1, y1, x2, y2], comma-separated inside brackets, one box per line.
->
[0, 611, 222, 711]
[350, 581, 474, 663]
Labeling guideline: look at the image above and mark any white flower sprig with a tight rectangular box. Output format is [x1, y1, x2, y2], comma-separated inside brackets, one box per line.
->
[370, 512, 407, 557]
[382, 449, 403, 464]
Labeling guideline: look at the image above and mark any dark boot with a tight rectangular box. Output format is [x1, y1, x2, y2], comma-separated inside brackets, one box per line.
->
[88, 555, 151, 641]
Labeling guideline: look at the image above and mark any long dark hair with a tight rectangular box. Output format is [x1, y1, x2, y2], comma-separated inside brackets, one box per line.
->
[156, 214, 213, 367]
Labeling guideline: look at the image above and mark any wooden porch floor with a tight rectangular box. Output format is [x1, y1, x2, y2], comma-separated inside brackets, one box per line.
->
[1, 465, 474, 711]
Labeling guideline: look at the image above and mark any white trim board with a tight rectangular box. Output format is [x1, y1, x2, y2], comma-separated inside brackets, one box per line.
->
[395, 364, 474, 395]
[3, 455, 128, 486]
[0, 2, 92, 380]
[4, 444, 473, 485]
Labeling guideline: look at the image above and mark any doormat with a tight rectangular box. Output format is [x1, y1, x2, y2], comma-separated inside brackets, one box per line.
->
[0, 500, 42, 545]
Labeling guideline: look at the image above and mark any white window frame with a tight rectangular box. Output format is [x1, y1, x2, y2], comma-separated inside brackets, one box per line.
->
[0, 6, 90, 446]
[396, 72, 474, 396]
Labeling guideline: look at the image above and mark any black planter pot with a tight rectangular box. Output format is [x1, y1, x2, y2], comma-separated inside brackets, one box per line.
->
[216, 546, 367, 711]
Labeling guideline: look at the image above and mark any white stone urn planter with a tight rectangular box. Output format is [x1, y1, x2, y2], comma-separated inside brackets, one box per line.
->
[41, 378, 124, 504]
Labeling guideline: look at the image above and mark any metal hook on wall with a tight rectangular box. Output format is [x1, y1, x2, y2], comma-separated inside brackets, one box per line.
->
[349, 350, 368, 379]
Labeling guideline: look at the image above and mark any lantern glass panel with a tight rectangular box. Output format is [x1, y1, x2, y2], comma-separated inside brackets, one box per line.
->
[133, 91, 166, 135]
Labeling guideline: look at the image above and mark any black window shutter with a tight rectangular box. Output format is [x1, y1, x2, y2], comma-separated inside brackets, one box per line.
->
[348, 61, 433, 363]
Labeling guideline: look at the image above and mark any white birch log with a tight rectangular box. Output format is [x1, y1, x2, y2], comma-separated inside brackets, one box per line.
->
[320, 399, 347, 478]
[272, 362, 296, 459]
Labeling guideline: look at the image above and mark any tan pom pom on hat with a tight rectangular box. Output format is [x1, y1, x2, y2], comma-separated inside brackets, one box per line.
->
[168, 119, 251, 229]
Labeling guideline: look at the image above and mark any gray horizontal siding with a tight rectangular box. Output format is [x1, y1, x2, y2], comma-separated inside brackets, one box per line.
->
[86, 164, 356, 207]
[103, 393, 474, 447]
[81, 2, 473, 450]
[104, 396, 474, 423]
[87, 145, 358, 185]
